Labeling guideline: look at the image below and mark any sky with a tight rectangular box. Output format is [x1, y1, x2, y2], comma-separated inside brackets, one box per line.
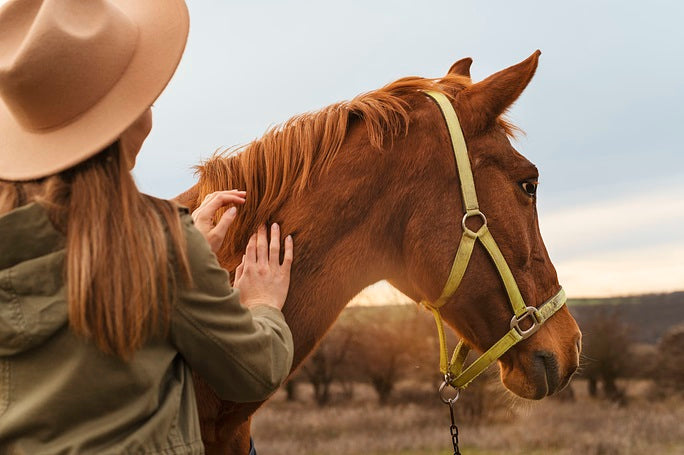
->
[126, 0, 684, 299]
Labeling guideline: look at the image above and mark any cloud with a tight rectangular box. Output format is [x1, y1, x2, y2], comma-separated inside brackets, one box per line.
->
[540, 182, 684, 296]
[540, 183, 684, 255]
[555, 243, 684, 298]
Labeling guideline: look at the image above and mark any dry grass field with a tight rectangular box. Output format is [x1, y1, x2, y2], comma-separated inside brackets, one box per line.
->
[252, 379, 684, 455]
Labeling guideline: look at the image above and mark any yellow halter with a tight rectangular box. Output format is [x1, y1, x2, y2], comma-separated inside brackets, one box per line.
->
[421, 90, 567, 393]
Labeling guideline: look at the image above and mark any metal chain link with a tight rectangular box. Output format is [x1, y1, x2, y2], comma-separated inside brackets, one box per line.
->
[447, 400, 461, 455]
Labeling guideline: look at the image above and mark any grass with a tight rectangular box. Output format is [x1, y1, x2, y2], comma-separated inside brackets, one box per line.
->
[365, 450, 529, 455]
[251, 379, 684, 455]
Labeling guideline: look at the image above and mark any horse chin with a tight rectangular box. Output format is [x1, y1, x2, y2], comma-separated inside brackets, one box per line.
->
[500, 363, 549, 400]
[498, 353, 573, 400]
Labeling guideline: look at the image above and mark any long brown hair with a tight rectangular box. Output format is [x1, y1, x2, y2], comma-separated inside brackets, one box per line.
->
[0, 143, 190, 359]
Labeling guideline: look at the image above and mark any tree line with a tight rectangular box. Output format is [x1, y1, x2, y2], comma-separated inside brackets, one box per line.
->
[288, 303, 684, 408]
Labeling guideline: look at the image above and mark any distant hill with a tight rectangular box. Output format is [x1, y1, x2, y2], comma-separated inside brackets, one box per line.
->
[568, 291, 684, 344]
[341, 291, 684, 345]
[567, 291, 684, 307]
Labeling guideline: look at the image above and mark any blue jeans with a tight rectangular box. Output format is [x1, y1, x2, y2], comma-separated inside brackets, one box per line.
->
[249, 437, 257, 455]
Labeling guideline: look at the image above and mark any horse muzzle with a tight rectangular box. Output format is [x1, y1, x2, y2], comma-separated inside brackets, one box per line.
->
[501, 324, 581, 399]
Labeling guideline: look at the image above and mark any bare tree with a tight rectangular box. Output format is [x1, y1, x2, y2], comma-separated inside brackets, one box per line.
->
[350, 306, 435, 405]
[580, 309, 632, 402]
[301, 321, 356, 406]
[284, 380, 297, 401]
[654, 324, 684, 394]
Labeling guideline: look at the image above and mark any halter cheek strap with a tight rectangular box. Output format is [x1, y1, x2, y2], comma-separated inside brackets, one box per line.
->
[421, 90, 566, 390]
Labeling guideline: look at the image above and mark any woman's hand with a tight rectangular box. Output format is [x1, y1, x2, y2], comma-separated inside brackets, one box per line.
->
[234, 224, 293, 311]
[191, 190, 246, 253]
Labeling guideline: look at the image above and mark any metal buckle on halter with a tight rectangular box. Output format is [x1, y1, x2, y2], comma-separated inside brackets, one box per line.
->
[461, 209, 487, 238]
[510, 306, 541, 339]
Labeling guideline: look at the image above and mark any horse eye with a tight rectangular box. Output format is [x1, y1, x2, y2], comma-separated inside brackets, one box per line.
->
[521, 181, 538, 197]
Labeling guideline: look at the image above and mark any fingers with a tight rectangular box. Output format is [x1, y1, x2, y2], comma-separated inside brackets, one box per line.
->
[201, 192, 246, 221]
[194, 190, 246, 224]
[202, 189, 246, 203]
[282, 235, 293, 271]
[195, 192, 215, 216]
[269, 224, 280, 267]
[234, 255, 245, 284]
[256, 225, 268, 266]
[245, 233, 257, 264]
[244, 224, 292, 271]
[212, 206, 237, 242]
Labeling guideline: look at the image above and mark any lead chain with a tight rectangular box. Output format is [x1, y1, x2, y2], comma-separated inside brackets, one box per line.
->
[447, 400, 461, 455]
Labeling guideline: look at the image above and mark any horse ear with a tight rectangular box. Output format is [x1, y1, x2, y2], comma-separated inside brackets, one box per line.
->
[447, 57, 472, 78]
[460, 50, 541, 131]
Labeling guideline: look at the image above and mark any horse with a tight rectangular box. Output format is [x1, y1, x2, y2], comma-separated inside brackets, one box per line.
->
[175, 51, 582, 455]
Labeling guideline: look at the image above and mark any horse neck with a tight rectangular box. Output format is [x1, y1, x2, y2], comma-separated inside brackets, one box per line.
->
[277, 146, 403, 368]
[176, 130, 410, 371]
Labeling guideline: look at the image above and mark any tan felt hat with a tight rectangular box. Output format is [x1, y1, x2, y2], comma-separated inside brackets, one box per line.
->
[0, 0, 189, 181]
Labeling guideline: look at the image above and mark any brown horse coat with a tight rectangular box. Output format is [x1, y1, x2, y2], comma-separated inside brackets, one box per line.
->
[176, 51, 581, 454]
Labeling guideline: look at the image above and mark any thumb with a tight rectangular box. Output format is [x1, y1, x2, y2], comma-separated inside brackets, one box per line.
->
[212, 206, 238, 241]
[234, 255, 245, 285]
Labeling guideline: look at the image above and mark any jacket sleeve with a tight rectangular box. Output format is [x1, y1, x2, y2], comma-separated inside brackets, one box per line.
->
[169, 212, 294, 402]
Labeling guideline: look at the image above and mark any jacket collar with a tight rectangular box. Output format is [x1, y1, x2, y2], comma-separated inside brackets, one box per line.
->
[0, 203, 65, 270]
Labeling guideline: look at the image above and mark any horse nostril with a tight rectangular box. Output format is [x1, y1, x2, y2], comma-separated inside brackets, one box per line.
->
[575, 336, 582, 355]
[534, 350, 560, 393]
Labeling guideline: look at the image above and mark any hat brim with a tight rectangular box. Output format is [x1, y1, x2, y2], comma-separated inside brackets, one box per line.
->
[0, 0, 190, 181]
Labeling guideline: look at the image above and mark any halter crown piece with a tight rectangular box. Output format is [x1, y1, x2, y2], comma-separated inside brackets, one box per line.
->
[421, 90, 567, 391]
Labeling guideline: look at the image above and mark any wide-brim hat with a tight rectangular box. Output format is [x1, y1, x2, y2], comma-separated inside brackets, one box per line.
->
[0, 0, 189, 181]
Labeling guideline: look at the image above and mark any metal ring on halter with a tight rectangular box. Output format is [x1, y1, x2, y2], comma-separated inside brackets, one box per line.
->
[510, 306, 542, 339]
[439, 379, 460, 404]
[461, 210, 487, 238]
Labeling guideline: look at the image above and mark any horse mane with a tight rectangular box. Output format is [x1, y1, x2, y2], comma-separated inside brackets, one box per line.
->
[195, 74, 475, 259]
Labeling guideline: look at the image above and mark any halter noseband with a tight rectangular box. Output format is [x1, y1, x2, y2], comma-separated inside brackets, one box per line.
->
[421, 90, 566, 392]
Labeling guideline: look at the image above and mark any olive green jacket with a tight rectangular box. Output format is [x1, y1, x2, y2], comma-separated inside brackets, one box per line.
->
[0, 203, 294, 454]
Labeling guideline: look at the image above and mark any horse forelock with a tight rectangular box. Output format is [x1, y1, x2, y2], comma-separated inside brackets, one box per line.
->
[194, 74, 475, 262]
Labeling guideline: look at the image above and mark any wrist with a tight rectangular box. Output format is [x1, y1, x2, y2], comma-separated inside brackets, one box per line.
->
[243, 297, 280, 310]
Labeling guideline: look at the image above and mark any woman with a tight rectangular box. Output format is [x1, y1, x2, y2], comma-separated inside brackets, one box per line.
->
[0, 0, 294, 454]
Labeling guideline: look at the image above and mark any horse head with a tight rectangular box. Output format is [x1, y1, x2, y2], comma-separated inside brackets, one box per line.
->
[387, 51, 581, 399]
